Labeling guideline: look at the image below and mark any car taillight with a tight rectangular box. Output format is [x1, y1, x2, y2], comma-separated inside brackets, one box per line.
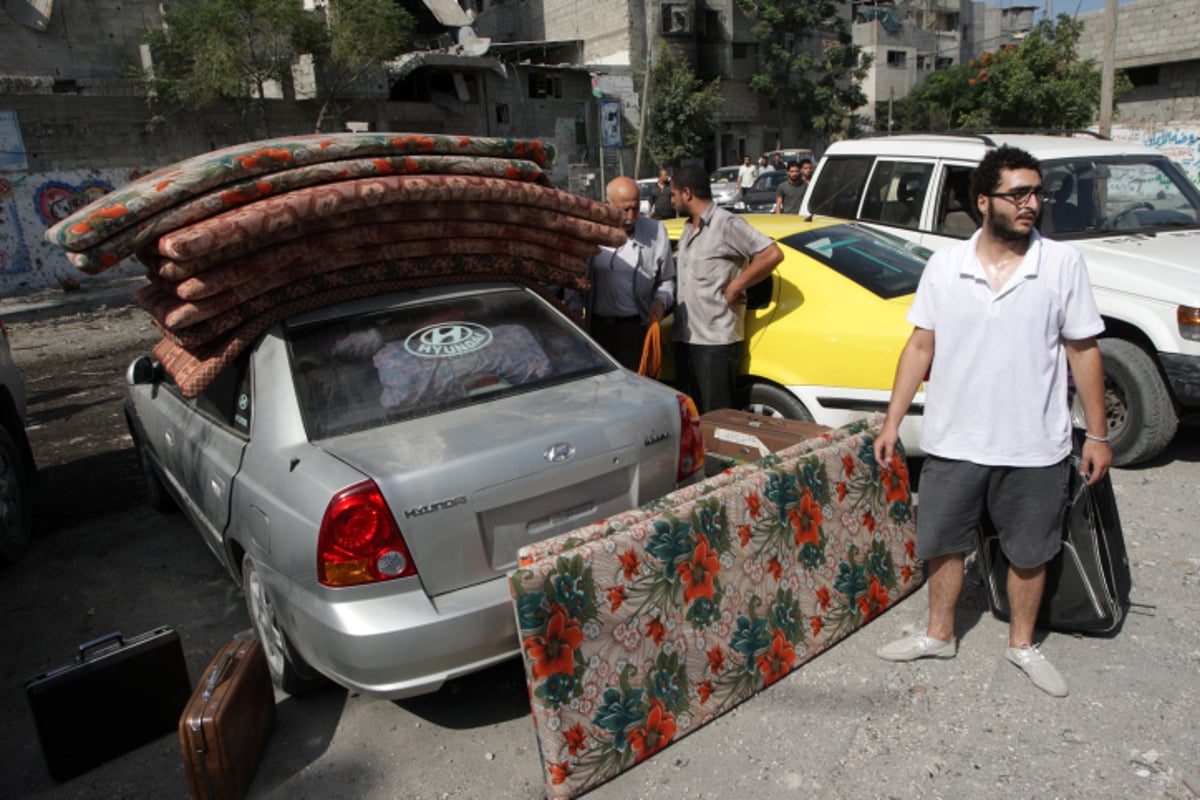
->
[676, 394, 705, 482]
[318, 480, 416, 587]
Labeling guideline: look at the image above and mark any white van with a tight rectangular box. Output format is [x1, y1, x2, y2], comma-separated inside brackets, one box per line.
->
[801, 132, 1200, 465]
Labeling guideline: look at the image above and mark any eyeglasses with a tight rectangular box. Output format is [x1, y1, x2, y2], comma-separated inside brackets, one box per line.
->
[988, 185, 1047, 206]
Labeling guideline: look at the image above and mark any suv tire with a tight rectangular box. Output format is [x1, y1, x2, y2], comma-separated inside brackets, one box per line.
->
[1077, 339, 1179, 466]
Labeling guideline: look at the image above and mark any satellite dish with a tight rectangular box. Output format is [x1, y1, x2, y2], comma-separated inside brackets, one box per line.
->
[460, 36, 491, 57]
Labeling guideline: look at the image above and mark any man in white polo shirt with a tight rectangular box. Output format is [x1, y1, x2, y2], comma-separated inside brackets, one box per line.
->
[871, 145, 1112, 697]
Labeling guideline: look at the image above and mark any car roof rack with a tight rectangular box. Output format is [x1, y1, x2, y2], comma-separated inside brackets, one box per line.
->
[851, 129, 1109, 145]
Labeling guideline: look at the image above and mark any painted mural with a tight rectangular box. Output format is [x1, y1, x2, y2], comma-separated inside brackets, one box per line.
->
[0, 167, 147, 293]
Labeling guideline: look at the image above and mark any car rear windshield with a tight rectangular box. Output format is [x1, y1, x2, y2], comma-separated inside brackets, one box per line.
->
[287, 288, 613, 439]
[779, 224, 927, 299]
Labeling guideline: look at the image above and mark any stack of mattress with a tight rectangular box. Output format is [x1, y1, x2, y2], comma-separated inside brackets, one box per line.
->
[509, 416, 923, 798]
[44, 133, 625, 398]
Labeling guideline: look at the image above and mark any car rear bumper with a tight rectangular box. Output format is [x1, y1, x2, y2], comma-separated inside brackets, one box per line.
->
[1160, 351, 1200, 406]
[279, 572, 523, 699]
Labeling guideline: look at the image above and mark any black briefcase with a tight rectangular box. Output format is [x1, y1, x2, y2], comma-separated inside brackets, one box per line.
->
[25, 626, 193, 781]
[977, 447, 1132, 635]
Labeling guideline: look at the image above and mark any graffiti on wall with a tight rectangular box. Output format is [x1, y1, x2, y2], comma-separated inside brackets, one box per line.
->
[0, 175, 32, 275]
[33, 179, 115, 227]
[1110, 124, 1200, 188]
[0, 168, 147, 288]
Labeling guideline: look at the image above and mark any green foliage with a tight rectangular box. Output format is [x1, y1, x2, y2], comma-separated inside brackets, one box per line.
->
[138, 0, 412, 135]
[314, 0, 414, 131]
[736, 0, 872, 143]
[640, 45, 723, 166]
[879, 14, 1132, 131]
[328, 0, 413, 69]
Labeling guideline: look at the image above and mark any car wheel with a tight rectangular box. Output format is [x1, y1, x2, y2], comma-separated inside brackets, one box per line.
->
[1071, 339, 1178, 466]
[242, 555, 327, 696]
[0, 426, 33, 563]
[130, 425, 176, 513]
[741, 383, 815, 422]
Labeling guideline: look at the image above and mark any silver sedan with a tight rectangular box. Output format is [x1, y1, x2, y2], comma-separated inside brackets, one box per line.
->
[125, 283, 705, 698]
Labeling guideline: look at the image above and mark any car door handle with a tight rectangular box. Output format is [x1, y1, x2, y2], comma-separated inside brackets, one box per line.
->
[164, 429, 175, 447]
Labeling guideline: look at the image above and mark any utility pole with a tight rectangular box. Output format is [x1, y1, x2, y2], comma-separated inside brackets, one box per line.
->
[1099, 0, 1117, 136]
[634, 49, 652, 179]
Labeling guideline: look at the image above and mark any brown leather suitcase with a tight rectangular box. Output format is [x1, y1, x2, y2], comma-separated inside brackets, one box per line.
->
[700, 409, 832, 464]
[179, 637, 276, 799]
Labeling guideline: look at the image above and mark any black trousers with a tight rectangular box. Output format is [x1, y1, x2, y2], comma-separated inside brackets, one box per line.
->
[674, 341, 743, 414]
[591, 316, 647, 373]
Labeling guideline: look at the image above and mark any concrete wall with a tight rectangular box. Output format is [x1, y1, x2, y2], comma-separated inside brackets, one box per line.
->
[0, 0, 164, 80]
[1074, 0, 1196, 72]
[1074, 0, 1200, 127]
[476, 0, 638, 65]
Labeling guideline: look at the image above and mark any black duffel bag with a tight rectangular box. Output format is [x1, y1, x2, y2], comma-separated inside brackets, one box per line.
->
[976, 433, 1132, 634]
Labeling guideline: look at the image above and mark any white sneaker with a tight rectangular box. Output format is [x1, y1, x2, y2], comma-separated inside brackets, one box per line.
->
[876, 630, 956, 662]
[1006, 643, 1069, 697]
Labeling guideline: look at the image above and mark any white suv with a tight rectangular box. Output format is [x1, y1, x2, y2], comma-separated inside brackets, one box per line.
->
[801, 132, 1200, 466]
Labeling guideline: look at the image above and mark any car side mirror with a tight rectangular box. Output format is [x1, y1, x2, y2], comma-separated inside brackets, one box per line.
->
[126, 355, 160, 386]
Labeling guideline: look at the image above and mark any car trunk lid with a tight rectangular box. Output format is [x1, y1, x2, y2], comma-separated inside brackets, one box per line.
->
[317, 373, 680, 596]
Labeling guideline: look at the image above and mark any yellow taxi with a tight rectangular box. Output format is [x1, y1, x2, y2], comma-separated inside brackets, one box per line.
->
[662, 214, 929, 448]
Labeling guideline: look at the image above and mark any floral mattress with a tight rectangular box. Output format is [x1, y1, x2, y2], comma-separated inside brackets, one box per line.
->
[509, 417, 922, 798]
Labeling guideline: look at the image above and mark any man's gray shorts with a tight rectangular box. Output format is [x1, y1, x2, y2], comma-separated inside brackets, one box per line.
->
[916, 456, 1071, 569]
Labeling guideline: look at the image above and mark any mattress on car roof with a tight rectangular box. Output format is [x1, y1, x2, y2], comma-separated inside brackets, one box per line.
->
[508, 416, 923, 799]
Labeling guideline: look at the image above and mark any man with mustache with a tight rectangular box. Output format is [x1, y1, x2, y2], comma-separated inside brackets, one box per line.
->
[872, 146, 1111, 697]
[575, 176, 675, 371]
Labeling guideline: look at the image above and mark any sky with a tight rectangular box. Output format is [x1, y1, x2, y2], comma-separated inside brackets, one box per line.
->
[1035, 0, 1143, 21]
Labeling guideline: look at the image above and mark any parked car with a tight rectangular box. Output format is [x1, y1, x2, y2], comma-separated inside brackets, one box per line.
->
[663, 215, 930, 445]
[637, 177, 658, 215]
[710, 165, 742, 207]
[801, 132, 1200, 465]
[734, 171, 788, 213]
[125, 283, 706, 698]
[0, 321, 36, 563]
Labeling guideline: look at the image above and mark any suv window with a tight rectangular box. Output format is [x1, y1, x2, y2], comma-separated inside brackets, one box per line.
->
[1040, 157, 1200, 237]
[861, 161, 933, 230]
[805, 156, 873, 219]
[934, 164, 979, 238]
[287, 289, 613, 439]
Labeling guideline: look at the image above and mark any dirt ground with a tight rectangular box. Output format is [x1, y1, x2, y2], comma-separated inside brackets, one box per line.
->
[8, 303, 162, 534]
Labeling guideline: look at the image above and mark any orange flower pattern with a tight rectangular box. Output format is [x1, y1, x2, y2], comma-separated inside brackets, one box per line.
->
[678, 539, 720, 603]
[510, 418, 921, 799]
[524, 606, 584, 682]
